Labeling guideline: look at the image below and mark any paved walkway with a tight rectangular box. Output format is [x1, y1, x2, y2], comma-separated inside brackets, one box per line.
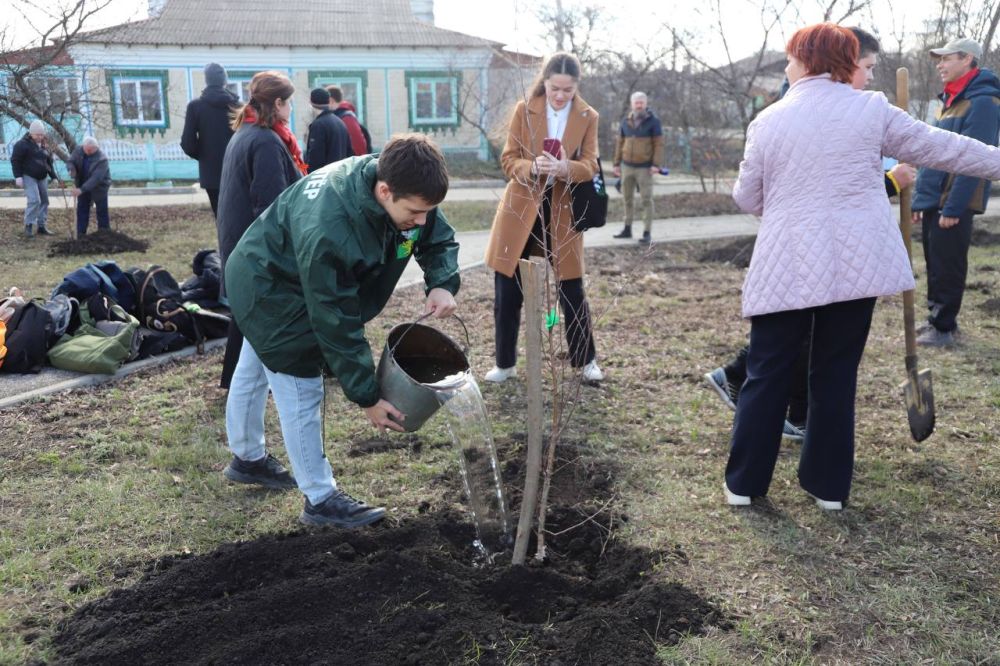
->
[0, 211, 758, 409]
[0, 175, 722, 209]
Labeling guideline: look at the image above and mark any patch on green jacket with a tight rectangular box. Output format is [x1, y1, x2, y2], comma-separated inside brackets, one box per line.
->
[396, 227, 421, 259]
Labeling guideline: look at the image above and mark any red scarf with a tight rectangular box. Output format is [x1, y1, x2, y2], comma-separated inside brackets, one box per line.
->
[242, 106, 309, 175]
[944, 67, 980, 108]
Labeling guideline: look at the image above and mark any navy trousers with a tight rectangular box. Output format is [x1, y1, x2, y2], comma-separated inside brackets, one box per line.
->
[920, 209, 975, 333]
[76, 190, 110, 236]
[725, 297, 876, 502]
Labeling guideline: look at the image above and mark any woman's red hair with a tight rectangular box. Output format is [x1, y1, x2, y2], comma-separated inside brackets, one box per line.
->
[786, 23, 859, 84]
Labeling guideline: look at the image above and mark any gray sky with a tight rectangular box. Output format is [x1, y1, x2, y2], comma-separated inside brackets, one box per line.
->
[1, 0, 957, 63]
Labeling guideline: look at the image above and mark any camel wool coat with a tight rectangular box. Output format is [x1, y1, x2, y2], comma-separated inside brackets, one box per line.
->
[484, 94, 599, 280]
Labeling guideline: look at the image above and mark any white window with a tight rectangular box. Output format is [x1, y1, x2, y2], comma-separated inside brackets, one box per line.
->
[409, 76, 458, 126]
[225, 79, 253, 103]
[114, 78, 165, 126]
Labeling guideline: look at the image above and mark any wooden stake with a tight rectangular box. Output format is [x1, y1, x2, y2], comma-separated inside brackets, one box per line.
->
[512, 257, 546, 565]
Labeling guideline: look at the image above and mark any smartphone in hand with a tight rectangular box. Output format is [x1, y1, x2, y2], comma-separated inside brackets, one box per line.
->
[542, 137, 562, 157]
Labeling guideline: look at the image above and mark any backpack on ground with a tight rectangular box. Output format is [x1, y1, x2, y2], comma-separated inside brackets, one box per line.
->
[51, 260, 138, 315]
[47, 294, 141, 375]
[180, 249, 223, 308]
[0, 300, 54, 374]
[129, 265, 231, 348]
[128, 265, 205, 349]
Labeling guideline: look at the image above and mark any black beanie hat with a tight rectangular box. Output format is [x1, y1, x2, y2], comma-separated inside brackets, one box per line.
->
[204, 63, 227, 87]
[310, 88, 331, 107]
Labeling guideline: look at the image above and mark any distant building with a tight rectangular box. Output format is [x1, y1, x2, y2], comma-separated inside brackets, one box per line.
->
[1, 0, 535, 180]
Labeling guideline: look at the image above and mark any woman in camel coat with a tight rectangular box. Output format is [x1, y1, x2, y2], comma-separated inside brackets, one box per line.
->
[483, 52, 604, 383]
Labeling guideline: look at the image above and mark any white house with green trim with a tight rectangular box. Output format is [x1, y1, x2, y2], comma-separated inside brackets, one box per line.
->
[1, 0, 528, 181]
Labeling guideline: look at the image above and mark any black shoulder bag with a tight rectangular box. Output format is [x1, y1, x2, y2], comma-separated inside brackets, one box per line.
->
[570, 155, 609, 232]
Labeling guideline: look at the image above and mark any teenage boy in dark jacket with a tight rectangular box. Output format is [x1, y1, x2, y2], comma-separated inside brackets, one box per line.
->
[181, 63, 239, 216]
[66, 137, 113, 236]
[10, 120, 58, 237]
[304, 88, 351, 172]
[223, 134, 460, 528]
[911, 37, 1000, 347]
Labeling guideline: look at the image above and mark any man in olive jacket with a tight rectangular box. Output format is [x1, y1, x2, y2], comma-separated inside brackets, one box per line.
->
[612, 91, 664, 244]
[223, 134, 459, 528]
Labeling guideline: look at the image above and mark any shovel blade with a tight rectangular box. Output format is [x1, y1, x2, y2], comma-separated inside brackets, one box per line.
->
[899, 368, 935, 442]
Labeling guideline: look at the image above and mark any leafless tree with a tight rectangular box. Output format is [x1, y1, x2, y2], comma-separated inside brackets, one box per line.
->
[0, 0, 119, 156]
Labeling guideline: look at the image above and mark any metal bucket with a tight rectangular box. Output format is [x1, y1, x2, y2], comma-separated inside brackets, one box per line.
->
[376, 316, 470, 432]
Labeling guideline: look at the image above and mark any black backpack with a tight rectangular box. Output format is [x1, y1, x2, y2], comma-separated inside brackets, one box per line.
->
[128, 265, 204, 347]
[0, 301, 53, 374]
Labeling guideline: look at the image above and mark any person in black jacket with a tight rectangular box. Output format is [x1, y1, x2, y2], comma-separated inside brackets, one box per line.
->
[66, 137, 113, 236]
[304, 88, 350, 172]
[10, 120, 58, 237]
[181, 63, 239, 217]
[216, 70, 307, 389]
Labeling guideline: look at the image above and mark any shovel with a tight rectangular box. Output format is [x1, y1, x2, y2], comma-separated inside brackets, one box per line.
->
[895, 67, 935, 442]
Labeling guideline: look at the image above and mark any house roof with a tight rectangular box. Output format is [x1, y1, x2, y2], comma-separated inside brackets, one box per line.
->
[78, 0, 500, 49]
[0, 43, 75, 67]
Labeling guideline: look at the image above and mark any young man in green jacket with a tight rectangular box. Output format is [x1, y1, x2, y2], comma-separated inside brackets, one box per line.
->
[222, 134, 460, 527]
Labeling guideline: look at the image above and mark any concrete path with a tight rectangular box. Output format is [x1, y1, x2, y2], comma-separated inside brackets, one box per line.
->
[0, 211, 758, 409]
[0, 175, 720, 209]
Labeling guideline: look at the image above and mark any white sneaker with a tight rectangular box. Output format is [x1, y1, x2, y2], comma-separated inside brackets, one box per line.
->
[809, 494, 843, 511]
[723, 482, 751, 506]
[484, 365, 516, 383]
[582, 360, 604, 382]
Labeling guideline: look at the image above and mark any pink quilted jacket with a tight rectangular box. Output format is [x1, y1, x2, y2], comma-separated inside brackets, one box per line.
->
[734, 74, 1000, 318]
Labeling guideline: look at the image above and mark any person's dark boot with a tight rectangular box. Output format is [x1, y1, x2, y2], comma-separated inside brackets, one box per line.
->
[613, 225, 632, 239]
[639, 230, 651, 245]
[300, 490, 386, 527]
[37, 226, 54, 236]
[23, 226, 34, 239]
[223, 453, 297, 490]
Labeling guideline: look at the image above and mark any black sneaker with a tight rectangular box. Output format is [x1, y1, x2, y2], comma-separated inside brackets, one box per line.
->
[223, 453, 297, 490]
[36, 226, 54, 236]
[703, 367, 739, 411]
[613, 226, 632, 239]
[300, 490, 386, 528]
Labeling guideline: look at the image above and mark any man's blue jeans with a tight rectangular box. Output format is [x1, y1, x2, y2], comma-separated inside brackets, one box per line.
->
[22, 175, 50, 230]
[225, 339, 336, 505]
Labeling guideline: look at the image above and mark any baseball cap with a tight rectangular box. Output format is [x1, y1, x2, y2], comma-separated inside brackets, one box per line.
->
[929, 37, 983, 59]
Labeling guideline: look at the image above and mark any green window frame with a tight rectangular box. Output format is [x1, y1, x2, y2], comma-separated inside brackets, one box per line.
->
[106, 69, 170, 137]
[404, 71, 461, 131]
[309, 70, 368, 124]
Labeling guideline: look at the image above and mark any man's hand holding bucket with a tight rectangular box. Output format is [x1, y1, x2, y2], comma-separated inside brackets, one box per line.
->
[424, 287, 457, 318]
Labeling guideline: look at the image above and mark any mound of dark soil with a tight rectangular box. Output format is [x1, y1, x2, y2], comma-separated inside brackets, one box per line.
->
[971, 228, 1000, 247]
[656, 192, 741, 217]
[48, 229, 149, 256]
[979, 297, 1000, 314]
[697, 235, 756, 267]
[54, 436, 723, 665]
[53, 507, 720, 666]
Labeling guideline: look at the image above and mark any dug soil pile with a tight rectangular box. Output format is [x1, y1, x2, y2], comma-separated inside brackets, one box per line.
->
[54, 440, 723, 665]
[48, 229, 149, 256]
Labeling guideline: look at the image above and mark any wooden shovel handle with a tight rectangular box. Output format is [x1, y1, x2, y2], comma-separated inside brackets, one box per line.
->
[896, 68, 918, 362]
